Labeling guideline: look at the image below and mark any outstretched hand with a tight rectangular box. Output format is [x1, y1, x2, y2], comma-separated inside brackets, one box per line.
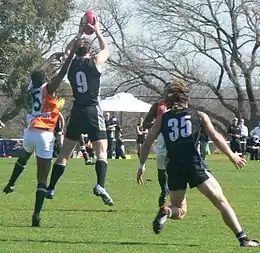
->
[87, 16, 101, 34]
[230, 153, 247, 169]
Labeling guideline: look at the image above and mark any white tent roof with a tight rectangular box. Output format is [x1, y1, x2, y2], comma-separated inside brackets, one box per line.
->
[100, 92, 152, 112]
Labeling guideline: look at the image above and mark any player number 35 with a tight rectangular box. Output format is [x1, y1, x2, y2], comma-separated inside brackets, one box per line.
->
[168, 115, 192, 141]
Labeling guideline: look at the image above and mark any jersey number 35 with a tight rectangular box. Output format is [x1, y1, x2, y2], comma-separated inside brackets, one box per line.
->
[168, 115, 192, 142]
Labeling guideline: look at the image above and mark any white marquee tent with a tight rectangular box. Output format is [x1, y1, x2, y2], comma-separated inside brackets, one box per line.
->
[100, 92, 152, 112]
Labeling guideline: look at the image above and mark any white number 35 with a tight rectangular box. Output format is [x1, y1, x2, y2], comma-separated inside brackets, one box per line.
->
[168, 115, 192, 142]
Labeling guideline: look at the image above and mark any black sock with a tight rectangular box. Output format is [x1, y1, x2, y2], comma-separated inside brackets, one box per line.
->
[157, 169, 168, 193]
[137, 152, 140, 158]
[9, 158, 27, 185]
[95, 160, 107, 188]
[48, 164, 66, 190]
[33, 183, 47, 215]
[236, 231, 249, 243]
[81, 151, 89, 162]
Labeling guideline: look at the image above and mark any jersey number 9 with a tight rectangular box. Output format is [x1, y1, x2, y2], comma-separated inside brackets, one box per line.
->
[76, 71, 88, 93]
[168, 115, 192, 142]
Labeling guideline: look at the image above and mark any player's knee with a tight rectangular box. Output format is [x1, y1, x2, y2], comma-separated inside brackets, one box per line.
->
[17, 157, 28, 167]
[94, 140, 107, 160]
[55, 154, 68, 166]
[96, 151, 107, 161]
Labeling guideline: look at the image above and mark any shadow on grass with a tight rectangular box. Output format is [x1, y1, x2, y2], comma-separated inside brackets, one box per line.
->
[0, 238, 198, 247]
[7, 207, 117, 213]
[55, 209, 117, 213]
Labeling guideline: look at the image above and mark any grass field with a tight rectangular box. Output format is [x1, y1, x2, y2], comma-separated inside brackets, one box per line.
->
[0, 155, 260, 253]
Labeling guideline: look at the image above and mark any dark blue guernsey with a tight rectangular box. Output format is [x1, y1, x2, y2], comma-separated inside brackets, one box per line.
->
[68, 57, 101, 107]
[160, 108, 202, 162]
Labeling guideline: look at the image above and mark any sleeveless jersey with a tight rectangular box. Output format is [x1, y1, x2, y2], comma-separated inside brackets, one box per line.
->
[68, 57, 101, 107]
[26, 82, 60, 131]
[161, 108, 202, 162]
[156, 101, 167, 118]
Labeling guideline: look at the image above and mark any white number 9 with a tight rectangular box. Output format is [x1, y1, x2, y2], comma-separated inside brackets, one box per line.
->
[76, 71, 88, 93]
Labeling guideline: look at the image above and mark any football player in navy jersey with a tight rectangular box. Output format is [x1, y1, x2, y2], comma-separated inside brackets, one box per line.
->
[137, 79, 259, 247]
[46, 16, 114, 206]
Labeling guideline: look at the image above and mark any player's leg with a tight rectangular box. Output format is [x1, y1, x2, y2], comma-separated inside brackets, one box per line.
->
[46, 110, 80, 199]
[46, 137, 77, 199]
[79, 135, 93, 165]
[196, 171, 259, 247]
[92, 138, 114, 206]
[88, 105, 113, 206]
[156, 154, 168, 207]
[230, 140, 235, 153]
[153, 160, 187, 234]
[32, 156, 52, 227]
[3, 150, 32, 194]
[136, 142, 141, 158]
[31, 130, 54, 227]
[3, 128, 34, 194]
[156, 134, 168, 207]
[256, 149, 259, 161]
[86, 145, 95, 159]
[250, 149, 254, 160]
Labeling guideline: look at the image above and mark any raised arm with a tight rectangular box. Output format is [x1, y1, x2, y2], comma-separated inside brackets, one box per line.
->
[143, 103, 158, 129]
[63, 19, 84, 60]
[137, 116, 162, 184]
[47, 41, 77, 94]
[88, 17, 109, 65]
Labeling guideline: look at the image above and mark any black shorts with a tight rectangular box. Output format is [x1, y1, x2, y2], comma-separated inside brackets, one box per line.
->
[136, 135, 145, 144]
[166, 158, 211, 190]
[65, 105, 107, 142]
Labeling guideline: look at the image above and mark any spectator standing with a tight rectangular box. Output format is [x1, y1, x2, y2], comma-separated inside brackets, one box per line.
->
[246, 135, 259, 161]
[199, 130, 209, 160]
[136, 117, 148, 158]
[105, 112, 117, 159]
[239, 119, 248, 156]
[227, 118, 242, 154]
[114, 122, 126, 159]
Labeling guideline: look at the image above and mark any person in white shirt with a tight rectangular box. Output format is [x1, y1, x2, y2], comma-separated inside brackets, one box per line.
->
[239, 119, 248, 156]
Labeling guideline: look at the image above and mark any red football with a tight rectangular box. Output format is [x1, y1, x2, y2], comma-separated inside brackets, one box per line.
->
[83, 10, 96, 35]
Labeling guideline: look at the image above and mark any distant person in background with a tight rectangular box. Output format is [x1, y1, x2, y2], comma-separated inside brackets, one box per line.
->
[246, 135, 259, 161]
[227, 118, 242, 154]
[79, 134, 95, 165]
[250, 121, 260, 139]
[115, 122, 126, 159]
[136, 117, 148, 158]
[239, 119, 248, 156]
[85, 138, 95, 161]
[105, 112, 116, 159]
[0, 120, 5, 138]
[199, 130, 209, 160]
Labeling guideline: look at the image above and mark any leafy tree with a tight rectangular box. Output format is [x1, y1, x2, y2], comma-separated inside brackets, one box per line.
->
[0, 0, 75, 122]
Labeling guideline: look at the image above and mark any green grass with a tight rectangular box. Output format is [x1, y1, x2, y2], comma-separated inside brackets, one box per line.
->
[0, 155, 260, 253]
